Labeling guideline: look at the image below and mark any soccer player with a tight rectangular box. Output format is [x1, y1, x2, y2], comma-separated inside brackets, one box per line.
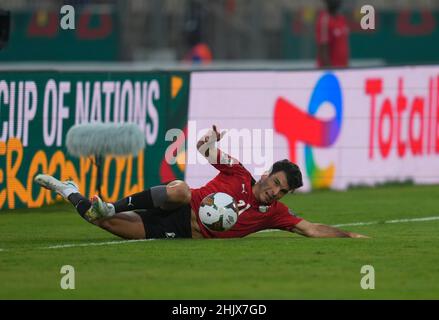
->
[35, 125, 368, 240]
[316, 0, 349, 68]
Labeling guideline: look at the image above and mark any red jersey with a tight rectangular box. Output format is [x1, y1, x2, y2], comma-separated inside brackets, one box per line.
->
[190, 153, 303, 238]
[316, 11, 349, 67]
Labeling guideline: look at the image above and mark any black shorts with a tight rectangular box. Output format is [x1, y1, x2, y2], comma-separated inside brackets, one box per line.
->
[135, 204, 192, 239]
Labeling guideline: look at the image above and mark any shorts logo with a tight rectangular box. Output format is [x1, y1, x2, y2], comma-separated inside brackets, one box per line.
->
[165, 232, 176, 238]
[274, 73, 343, 189]
[127, 196, 134, 207]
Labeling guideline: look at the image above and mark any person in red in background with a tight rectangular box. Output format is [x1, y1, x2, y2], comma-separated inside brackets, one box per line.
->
[316, 0, 349, 68]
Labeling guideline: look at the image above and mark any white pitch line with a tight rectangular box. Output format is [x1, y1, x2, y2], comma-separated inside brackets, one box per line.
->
[42, 239, 156, 250]
[332, 216, 439, 228]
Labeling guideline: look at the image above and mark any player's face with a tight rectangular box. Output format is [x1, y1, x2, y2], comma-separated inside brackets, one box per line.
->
[257, 171, 290, 204]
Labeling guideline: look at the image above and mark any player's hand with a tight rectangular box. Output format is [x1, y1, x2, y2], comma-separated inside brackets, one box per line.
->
[350, 233, 370, 239]
[202, 125, 226, 145]
[197, 125, 226, 155]
[211, 125, 226, 142]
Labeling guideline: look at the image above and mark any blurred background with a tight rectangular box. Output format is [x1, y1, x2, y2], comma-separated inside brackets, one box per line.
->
[0, 0, 438, 68]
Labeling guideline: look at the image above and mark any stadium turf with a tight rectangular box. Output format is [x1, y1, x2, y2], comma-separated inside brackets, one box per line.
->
[0, 184, 438, 299]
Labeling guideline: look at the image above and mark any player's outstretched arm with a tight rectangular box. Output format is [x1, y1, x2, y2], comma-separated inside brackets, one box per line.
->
[292, 220, 369, 238]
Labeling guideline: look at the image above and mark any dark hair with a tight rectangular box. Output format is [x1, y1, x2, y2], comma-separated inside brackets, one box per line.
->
[269, 159, 303, 191]
[324, 0, 342, 14]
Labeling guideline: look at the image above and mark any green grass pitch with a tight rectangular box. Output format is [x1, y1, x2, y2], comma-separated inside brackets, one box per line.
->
[1, 184, 439, 299]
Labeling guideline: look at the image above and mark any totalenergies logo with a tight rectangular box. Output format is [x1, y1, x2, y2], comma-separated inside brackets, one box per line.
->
[274, 73, 343, 189]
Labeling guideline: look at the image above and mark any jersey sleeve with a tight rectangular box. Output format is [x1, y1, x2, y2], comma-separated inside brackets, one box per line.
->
[270, 202, 303, 232]
[316, 11, 330, 45]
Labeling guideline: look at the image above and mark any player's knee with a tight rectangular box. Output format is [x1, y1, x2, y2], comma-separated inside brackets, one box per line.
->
[167, 180, 191, 204]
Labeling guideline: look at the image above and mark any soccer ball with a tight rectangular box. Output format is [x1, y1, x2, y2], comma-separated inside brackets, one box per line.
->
[199, 192, 238, 232]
